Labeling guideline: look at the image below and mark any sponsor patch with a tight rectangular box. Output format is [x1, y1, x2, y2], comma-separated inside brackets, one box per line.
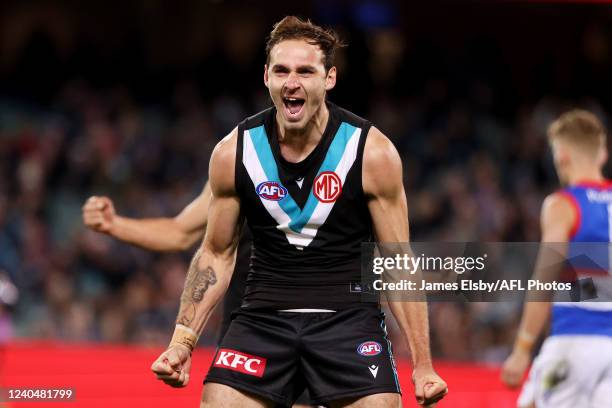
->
[213, 349, 267, 377]
[256, 181, 287, 201]
[313, 171, 342, 203]
[357, 341, 382, 356]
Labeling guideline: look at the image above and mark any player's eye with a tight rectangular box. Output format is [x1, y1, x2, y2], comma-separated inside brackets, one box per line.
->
[273, 66, 289, 74]
[297, 68, 315, 75]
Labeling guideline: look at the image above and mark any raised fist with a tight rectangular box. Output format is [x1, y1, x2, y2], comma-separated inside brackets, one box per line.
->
[82, 196, 116, 233]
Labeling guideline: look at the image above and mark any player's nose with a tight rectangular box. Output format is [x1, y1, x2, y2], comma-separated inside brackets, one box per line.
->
[284, 73, 300, 90]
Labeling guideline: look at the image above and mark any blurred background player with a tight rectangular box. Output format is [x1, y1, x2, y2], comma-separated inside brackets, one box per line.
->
[501, 110, 612, 407]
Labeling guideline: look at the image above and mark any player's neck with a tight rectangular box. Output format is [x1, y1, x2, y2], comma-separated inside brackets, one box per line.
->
[568, 167, 605, 185]
[276, 103, 329, 161]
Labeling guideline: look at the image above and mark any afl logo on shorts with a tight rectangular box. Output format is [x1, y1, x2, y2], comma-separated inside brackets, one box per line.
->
[313, 171, 342, 203]
[256, 181, 287, 201]
[357, 341, 382, 356]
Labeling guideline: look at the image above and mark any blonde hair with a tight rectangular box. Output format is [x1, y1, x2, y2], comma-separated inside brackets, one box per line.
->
[548, 109, 606, 155]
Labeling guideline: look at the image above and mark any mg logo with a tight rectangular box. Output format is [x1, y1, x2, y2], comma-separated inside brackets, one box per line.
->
[313, 171, 342, 203]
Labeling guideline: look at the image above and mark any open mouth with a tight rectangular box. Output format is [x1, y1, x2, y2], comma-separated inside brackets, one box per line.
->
[282, 97, 305, 118]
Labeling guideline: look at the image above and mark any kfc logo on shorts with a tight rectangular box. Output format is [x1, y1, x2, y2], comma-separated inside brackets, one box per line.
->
[357, 341, 382, 356]
[256, 181, 287, 201]
[213, 349, 267, 377]
[313, 171, 342, 203]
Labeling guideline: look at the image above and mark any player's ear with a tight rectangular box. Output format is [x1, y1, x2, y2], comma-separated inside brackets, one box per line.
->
[325, 66, 337, 91]
[264, 65, 269, 87]
[598, 146, 608, 167]
[553, 141, 570, 166]
[557, 149, 571, 168]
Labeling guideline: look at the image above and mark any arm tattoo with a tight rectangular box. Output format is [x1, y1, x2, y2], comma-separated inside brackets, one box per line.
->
[190, 266, 217, 301]
[176, 249, 218, 326]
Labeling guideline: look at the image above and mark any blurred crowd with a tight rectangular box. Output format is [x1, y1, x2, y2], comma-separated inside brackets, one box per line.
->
[0, 1, 611, 363]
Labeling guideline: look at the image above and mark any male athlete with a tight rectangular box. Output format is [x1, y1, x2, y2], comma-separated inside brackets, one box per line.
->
[151, 16, 447, 407]
[501, 109, 612, 407]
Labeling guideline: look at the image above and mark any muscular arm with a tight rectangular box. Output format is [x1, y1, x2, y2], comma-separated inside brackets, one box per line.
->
[175, 130, 241, 335]
[363, 127, 446, 405]
[151, 129, 240, 388]
[83, 183, 211, 252]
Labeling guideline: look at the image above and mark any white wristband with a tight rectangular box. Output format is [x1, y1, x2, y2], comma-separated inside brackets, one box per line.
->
[170, 324, 199, 352]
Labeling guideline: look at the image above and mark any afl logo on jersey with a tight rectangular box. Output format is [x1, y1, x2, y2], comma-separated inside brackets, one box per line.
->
[357, 341, 382, 356]
[256, 181, 287, 201]
[313, 171, 342, 203]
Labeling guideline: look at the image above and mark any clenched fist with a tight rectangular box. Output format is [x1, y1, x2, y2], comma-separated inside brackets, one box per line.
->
[413, 366, 448, 407]
[501, 348, 531, 388]
[151, 344, 193, 388]
[82, 196, 116, 233]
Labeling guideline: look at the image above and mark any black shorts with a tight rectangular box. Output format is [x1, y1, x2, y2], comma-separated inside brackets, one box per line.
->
[205, 306, 401, 407]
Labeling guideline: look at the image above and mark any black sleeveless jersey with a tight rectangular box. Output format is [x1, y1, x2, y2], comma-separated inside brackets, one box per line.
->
[235, 102, 373, 310]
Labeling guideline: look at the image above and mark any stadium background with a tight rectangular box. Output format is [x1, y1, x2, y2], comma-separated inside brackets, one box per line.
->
[0, 0, 610, 406]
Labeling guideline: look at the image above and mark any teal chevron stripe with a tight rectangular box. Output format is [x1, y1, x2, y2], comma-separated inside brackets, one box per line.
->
[248, 126, 301, 229]
[288, 122, 358, 232]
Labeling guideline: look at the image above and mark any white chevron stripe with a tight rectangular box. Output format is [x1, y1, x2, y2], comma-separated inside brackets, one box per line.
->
[243, 130, 311, 248]
[243, 129, 291, 224]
